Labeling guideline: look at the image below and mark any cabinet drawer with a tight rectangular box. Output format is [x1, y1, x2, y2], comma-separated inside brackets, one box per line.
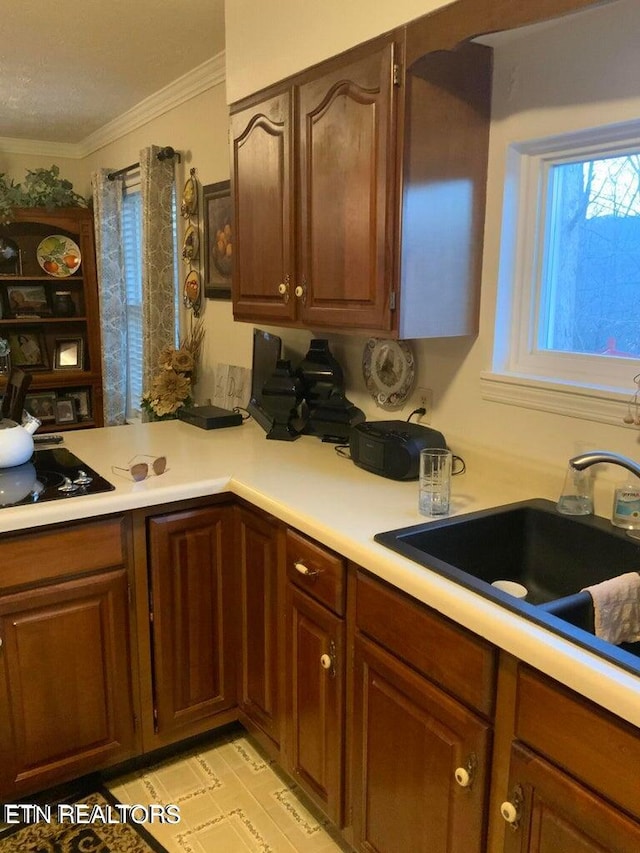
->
[355, 571, 496, 716]
[285, 529, 345, 615]
[515, 666, 640, 822]
[0, 518, 127, 591]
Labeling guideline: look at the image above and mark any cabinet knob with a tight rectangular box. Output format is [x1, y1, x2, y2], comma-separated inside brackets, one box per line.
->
[500, 785, 524, 829]
[320, 640, 336, 677]
[294, 560, 319, 578]
[294, 277, 307, 303]
[454, 767, 470, 788]
[454, 753, 477, 788]
[278, 275, 290, 303]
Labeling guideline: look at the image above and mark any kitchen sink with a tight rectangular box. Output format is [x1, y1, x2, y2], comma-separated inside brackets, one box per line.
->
[375, 498, 640, 674]
[375, 498, 640, 606]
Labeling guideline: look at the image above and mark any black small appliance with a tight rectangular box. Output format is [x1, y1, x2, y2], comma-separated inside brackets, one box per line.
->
[350, 420, 447, 480]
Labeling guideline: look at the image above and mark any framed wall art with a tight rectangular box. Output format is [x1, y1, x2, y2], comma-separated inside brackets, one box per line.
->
[53, 336, 84, 370]
[6, 284, 50, 317]
[8, 329, 48, 369]
[55, 398, 76, 424]
[66, 389, 91, 421]
[203, 180, 232, 300]
[25, 392, 56, 423]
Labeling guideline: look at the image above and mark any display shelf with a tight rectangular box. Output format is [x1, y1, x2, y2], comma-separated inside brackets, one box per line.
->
[0, 208, 104, 430]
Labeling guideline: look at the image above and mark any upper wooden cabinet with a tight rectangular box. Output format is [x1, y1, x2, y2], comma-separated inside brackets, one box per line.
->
[231, 39, 398, 333]
[230, 34, 491, 337]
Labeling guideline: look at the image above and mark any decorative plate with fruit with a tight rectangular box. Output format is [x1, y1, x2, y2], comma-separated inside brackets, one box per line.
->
[36, 235, 81, 277]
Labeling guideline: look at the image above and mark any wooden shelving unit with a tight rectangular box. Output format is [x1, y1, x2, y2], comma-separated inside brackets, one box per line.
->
[0, 207, 104, 430]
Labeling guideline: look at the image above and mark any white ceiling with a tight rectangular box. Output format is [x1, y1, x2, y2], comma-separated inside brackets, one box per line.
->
[0, 0, 226, 145]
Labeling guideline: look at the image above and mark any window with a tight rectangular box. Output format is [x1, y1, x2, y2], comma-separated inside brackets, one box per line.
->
[122, 189, 143, 420]
[489, 126, 640, 416]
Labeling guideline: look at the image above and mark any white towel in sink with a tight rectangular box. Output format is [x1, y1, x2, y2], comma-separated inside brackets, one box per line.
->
[582, 572, 640, 645]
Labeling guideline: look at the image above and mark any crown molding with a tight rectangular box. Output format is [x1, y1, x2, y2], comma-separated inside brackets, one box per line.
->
[0, 136, 83, 159]
[0, 52, 226, 161]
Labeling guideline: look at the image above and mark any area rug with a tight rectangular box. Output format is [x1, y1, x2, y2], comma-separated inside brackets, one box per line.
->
[0, 789, 170, 853]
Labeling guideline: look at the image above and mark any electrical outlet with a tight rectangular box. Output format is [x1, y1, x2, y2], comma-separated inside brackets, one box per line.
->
[415, 387, 433, 422]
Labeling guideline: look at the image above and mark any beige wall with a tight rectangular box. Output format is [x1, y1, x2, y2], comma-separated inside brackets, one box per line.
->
[0, 152, 86, 199]
[224, 0, 453, 103]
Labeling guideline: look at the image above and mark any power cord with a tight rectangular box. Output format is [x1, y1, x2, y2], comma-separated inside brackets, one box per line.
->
[406, 407, 426, 422]
[233, 406, 252, 422]
[334, 444, 351, 459]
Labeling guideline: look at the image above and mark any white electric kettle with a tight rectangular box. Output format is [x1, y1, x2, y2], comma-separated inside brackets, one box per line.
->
[0, 413, 41, 468]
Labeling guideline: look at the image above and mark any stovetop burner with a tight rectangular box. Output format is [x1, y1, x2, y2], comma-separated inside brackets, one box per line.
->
[0, 447, 115, 508]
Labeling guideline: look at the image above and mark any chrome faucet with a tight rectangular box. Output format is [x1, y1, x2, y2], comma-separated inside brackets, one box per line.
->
[570, 450, 640, 479]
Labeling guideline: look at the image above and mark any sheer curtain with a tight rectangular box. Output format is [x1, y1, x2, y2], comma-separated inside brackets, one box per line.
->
[140, 145, 177, 390]
[92, 146, 177, 424]
[91, 168, 127, 425]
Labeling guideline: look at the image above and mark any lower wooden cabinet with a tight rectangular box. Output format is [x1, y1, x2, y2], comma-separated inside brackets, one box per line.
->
[284, 584, 345, 824]
[352, 633, 491, 853]
[147, 505, 237, 745]
[501, 743, 640, 853]
[235, 505, 281, 750]
[0, 567, 135, 799]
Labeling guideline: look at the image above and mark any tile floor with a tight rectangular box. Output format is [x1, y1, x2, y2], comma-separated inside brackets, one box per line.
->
[107, 730, 352, 853]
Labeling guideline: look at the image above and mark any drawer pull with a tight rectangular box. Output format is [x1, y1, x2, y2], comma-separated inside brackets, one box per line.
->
[294, 560, 319, 578]
[454, 753, 477, 788]
[500, 785, 524, 829]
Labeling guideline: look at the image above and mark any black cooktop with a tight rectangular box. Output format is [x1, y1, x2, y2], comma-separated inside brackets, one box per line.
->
[0, 447, 115, 508]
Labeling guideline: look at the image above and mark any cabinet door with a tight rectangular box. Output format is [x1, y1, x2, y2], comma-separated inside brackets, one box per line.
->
[297, 39, 396, 331]
[236, 506, 281, 747]
[285, 584, 344, 825]
[352, 634, 490, 853]
[148, 506, 237, 741]
[231, 90, 296, 324]
[0, 569, 134, 798]
[501, 743, 640, 853]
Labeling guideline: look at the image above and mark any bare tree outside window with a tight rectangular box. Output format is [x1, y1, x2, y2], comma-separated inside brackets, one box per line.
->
[540, 154, 640, 359]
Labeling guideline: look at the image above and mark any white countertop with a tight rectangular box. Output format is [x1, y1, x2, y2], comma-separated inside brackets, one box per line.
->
[4, 419, 640, 727]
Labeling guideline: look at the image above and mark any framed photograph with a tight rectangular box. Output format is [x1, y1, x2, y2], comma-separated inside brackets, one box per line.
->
[6, 284, 50, 317]
[203, 180, 232, 300]
[66, 389, 91, 421]
[25, 392, 57, 423]
[8, 329, 48, 369]
[55, 398, 76, 424]
[53, 336, 83, 370]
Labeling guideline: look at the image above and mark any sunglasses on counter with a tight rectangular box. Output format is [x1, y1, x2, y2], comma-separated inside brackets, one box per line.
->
[111, 455, 167, 482]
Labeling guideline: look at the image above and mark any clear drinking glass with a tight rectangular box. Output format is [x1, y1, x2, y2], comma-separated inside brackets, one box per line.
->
[556, 465, 593, 515]
[419, 448, 452, 516]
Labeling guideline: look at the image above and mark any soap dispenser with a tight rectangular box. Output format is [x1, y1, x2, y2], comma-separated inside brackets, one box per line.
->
[611, 478, 640, 530]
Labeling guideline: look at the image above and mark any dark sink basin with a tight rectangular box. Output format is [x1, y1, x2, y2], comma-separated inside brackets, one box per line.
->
[376, 498, 640, 676]
[375, 498, 640, 606]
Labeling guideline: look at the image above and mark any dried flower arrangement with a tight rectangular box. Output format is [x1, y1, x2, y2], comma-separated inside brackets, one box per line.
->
[141, 320, 205, 420]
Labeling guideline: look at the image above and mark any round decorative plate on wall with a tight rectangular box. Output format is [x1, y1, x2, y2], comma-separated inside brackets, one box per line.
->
[362, 338, 416, 411]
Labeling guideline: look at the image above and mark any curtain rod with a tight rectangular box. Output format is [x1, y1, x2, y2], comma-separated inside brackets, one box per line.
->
[107, 146, 181, 181]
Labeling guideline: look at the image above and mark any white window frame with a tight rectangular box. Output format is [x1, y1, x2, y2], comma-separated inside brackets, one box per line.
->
[482, 121, 640, 425]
